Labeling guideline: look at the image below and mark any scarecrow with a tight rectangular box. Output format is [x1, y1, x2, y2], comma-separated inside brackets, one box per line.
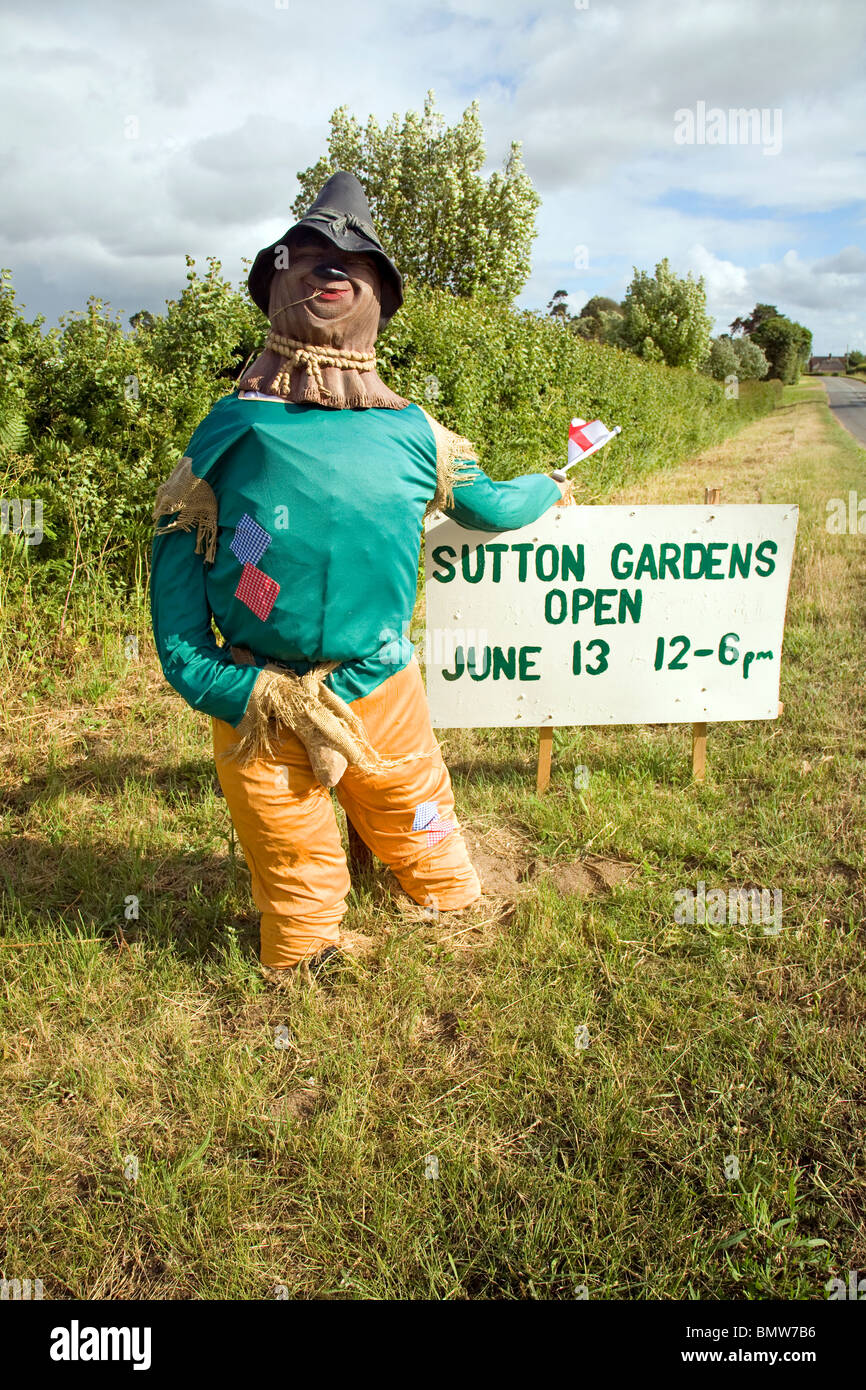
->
[150, 172, 569, 972]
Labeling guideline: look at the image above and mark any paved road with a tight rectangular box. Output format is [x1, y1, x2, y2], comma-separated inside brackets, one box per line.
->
[821, 374, 866, 449]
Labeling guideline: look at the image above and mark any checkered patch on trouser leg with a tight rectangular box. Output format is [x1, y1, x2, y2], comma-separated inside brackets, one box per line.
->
[230, 513, 272, 567]
[412, 801, 440, 832]
[426, 814, 455, 847]
[235, 563, 280, 621]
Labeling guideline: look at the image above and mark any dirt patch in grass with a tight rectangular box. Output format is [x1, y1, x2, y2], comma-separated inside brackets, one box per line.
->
[265, 1084, 322, 1125]
[534, 853, 639, 897]
[462, 826, 528, 897]
[338, 930, 376, 959]
[410, 1009, 481, 1063]
[412, 1009, 460, 1047]
[462, 824, 639, 901]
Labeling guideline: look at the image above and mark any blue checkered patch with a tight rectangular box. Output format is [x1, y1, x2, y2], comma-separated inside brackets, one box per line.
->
[412, 801, 440, 832]
[230, 513, 272, 567]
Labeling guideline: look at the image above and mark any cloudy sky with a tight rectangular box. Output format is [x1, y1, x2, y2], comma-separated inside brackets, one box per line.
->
[2, 0, 864, 352]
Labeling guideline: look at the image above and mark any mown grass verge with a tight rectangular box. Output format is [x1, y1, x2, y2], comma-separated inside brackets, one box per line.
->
[0, 380, 863, 1299]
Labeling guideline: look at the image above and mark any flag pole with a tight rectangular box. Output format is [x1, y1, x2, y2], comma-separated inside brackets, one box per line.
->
[552, 426, 621, 481]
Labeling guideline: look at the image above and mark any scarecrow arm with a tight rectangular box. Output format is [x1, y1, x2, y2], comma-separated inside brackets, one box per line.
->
[420, 408, 560, 532]
[150, 525, 260, 727]
[443, 462, 561, 534]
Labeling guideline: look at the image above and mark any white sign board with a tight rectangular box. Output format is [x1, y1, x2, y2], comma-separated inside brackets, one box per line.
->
[424, 505, 798, 727]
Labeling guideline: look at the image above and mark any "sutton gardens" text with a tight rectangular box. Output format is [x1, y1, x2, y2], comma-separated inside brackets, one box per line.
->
[431, 539, 779, 585]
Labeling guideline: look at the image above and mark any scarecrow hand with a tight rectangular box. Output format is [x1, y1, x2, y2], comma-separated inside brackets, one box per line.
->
[304, 739, 349, 789]
[550, 475, 576, 506]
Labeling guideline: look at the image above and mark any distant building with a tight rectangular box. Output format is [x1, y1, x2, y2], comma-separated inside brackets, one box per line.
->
[808, 355, 847, 374]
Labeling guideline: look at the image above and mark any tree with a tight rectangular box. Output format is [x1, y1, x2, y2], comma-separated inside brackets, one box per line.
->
[730, 303, 779, 336]
[619, 258, 712, 368]
[751, 315, 812, 383]
[705, 335, 739, 381]
[703, 334, 769, 382]
[578, 295, 621, 323]
[848, 350, 865, 369]
[571, 295, 624, 343]
[547, 290, 570, 321]
[0, 268, 52, 456]
[733, 336, 769, 381]
[293, 92, 540, 302]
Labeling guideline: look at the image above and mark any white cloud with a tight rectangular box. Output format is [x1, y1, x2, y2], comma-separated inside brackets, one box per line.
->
[676, 244, 866, 349]
[687, 244, 749, 312]
[0, 0, 863, 356]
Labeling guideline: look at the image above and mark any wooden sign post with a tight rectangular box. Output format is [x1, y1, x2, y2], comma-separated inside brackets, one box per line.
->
[536, 725, 554, 794]
[691, 721, 708, 782]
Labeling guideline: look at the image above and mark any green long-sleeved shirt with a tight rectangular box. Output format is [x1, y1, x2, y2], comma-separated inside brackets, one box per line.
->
[150, 393, 560, 725]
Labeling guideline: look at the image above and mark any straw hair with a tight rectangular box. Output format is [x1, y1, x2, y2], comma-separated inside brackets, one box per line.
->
[152, 456, 218, 563]
[418, 409, 482, 515]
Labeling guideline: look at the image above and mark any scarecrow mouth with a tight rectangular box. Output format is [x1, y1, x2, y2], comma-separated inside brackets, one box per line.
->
[305, 274, 354, 304]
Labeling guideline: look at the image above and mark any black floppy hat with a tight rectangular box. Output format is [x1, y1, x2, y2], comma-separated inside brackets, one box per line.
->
[247, 171, 404, 329]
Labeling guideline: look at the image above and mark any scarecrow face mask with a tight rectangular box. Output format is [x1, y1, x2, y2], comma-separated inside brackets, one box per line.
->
[267, 230, 383, 351]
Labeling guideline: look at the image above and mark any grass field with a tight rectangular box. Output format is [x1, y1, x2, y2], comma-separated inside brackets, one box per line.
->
[0, 380, 863, 1300]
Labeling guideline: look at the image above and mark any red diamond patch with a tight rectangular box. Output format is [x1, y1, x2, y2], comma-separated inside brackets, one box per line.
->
[426, 816, 455, 848]
[235, 563, 280, 621]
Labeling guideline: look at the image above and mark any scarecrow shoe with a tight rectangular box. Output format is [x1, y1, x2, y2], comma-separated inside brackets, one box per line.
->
[306, 932, 376, 978]
[260, 945, 343, 985]
[305, 945, 344, 979]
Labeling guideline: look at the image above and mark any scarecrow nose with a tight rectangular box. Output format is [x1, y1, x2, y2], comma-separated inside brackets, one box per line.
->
[314, 263, 350, 281]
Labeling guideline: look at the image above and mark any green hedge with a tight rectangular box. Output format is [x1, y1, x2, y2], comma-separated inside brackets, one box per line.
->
[0, 265, 781, 589]
[381, 285, 781, 493]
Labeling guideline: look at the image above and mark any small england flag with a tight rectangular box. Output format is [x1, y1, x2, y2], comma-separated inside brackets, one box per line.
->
[552, 416, 621, 480]
[567, 417, 620, 464]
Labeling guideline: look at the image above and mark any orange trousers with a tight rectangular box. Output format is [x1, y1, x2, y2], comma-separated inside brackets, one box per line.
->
[212, 657, 481, 967]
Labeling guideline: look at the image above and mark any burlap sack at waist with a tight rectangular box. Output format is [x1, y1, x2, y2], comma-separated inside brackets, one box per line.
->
[222, 645, 428, 788]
